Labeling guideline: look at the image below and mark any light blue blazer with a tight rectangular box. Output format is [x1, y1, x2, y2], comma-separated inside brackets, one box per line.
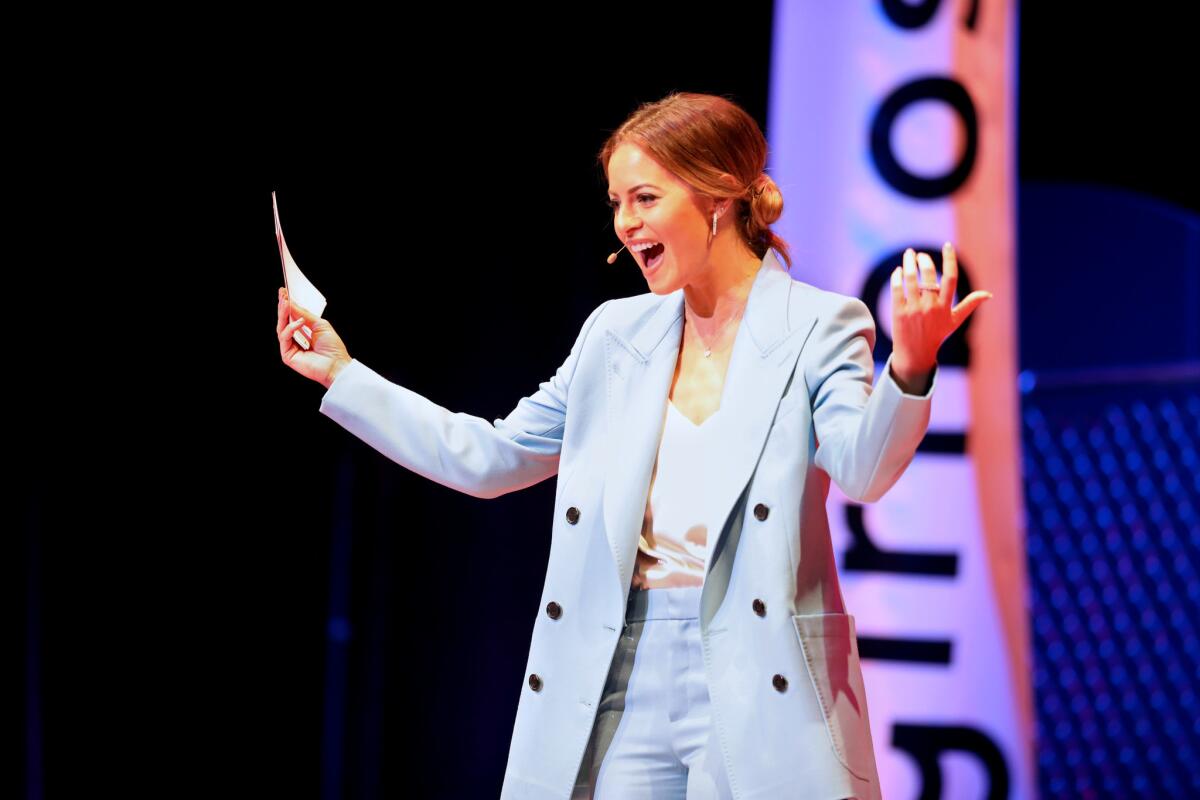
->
[318, 248, 937, 800]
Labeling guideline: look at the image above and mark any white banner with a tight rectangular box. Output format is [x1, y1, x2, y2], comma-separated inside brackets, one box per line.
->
[767, 2, 1032, 798]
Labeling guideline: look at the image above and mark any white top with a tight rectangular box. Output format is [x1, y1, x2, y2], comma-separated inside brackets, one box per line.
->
[631, 397, 726, 590]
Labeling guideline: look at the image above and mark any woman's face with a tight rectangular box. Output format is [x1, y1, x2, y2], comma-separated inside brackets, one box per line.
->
[607, 142, 712, 293]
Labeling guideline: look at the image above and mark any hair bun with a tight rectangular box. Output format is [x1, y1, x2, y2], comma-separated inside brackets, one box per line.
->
[749, 174, 773, 199]
[747, 174, 782, 228]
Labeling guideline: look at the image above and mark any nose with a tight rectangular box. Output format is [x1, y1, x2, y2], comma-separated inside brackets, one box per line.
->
[614, 204, 640, 239]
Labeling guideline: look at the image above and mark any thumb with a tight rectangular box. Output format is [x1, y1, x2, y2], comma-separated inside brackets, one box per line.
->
[951, 290, 994, 327]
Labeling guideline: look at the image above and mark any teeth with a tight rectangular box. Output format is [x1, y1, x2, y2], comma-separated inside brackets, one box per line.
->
[630, 241, 660, 252]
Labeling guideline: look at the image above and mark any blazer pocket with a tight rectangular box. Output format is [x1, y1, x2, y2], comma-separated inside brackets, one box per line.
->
[792, 612, 876, 783]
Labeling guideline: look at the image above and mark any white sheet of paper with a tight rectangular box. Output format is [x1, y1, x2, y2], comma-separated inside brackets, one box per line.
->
[272, 191, 327, 349]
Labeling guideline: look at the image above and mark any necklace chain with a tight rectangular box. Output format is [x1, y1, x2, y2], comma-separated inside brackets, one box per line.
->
[684, 261, 760, 358]
[687, 302, 746, 359]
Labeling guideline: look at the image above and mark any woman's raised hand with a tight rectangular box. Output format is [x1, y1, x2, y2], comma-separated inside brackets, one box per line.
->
[888, 243, 993, 391]
[277, 287, 352, 389]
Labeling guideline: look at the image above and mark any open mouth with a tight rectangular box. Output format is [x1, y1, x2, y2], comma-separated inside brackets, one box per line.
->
[639, 242, 665, 271]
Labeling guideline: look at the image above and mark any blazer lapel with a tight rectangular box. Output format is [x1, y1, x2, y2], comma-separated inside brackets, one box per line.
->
[601, 250, 820, 623]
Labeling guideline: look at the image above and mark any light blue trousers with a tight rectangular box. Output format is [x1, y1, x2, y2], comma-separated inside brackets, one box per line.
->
[572, 585, 735, 799]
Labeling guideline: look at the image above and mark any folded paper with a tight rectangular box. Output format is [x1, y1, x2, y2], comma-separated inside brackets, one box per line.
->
[272, 191, 327, 350]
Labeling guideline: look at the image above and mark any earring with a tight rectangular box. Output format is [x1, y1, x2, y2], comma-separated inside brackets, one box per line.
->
[712, 211, 718, 237]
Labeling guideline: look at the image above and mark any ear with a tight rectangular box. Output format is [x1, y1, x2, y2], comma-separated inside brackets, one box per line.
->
[714, 173, 741, 214]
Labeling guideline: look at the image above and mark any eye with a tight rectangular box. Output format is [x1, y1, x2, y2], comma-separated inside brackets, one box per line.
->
[606, 194, 657, 211]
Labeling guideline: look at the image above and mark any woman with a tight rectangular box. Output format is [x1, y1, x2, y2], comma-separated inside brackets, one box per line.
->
[277, 92, 991, 800]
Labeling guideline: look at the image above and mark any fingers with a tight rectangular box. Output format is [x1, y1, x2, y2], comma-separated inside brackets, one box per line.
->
[277, 288, 288, 336]
[280, 315, 308, 354]
[941, 242, 958, 306]
[916, 251, 938, 308]
[275, 287, 306, 329]
[903, 247, 919, 305]
[951, 290, 993, 329]
[891, 262, 906, 311]
[278, 288, 316, 333]
[278, 287, 309, 356]
[276, 288, 311, 319]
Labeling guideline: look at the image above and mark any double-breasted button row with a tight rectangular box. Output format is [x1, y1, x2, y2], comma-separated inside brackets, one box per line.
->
[751, 503, 770, 613]
[752, 504, 769, 614]
[751, 503, 788, 691]
[532, 583, 570, 691]
[531, 502, 588, 696]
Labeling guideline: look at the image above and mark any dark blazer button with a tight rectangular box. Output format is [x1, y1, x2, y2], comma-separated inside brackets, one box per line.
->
[528, 673, 543, 692]
[546, 601, 563, 620]
[772, 674, 788, 692]
[753, 503, 769, 521]
[752, 598, 766, 616]
[566, 506, 581, 524]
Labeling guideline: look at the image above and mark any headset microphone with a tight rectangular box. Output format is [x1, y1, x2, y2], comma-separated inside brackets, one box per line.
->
[607, 243, 627, 265]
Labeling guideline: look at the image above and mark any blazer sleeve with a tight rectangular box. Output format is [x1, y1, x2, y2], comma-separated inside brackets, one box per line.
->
[804, 295, 938, 504]
[317, 300, 610, 500]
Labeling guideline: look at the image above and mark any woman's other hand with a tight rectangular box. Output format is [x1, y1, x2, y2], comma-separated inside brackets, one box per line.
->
[277, 287, 352, 389]
[888, 242, 993, 392]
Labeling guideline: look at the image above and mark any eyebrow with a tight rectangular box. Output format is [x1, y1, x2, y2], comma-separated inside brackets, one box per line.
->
[607, 183, 662, 198]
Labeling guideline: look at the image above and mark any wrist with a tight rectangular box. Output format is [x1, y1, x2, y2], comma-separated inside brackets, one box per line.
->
[889, 358, 935, 395]
[324, 358, 350, 389]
